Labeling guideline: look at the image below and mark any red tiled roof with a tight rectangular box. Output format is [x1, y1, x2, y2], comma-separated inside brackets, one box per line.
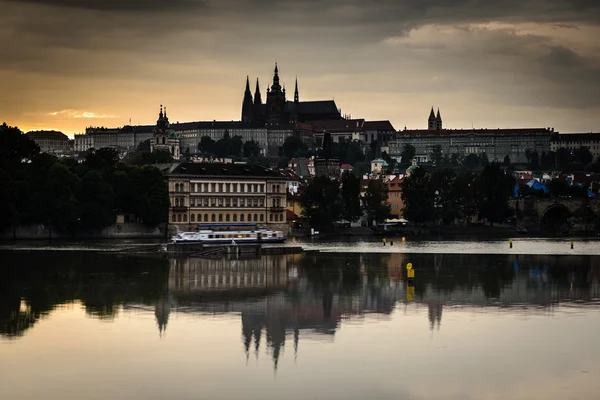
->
[340, 164, 354, 169]
[310, 119, 365, 132]
[26, 130, 69, 140]
[364, 120, 396, 131]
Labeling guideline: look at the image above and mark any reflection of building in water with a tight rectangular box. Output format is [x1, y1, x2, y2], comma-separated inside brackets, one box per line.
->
[155, 296, 171, 336]
[168, 255, 288, 293]
[428, 303, 442, 331]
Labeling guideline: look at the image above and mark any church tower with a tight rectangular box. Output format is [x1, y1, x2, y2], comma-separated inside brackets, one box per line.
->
[254, 78, 262, 105]
[150, 105, 179, 159]
[266, 63, 287, 124]
[241, 76, 254, 123]
[436, 108, 443, 130]
[428, 107, 437, 130]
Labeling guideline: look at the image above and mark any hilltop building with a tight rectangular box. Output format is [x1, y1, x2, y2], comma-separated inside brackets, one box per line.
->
[26, 130, 69, 154]
[315, 131, 340, 177]
[551, 133, 600, 160]
[390, 108, 554, 164]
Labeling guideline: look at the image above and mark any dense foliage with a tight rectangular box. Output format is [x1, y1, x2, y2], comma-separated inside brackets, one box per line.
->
[0, 123, 169, 233]
[401, 164, 514, 225]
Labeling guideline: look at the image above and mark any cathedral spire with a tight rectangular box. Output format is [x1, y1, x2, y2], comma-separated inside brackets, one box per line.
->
[294, 77, 299, 103]
[429, 107, 435, 120]
[254, 78, 262, 105]
[159, 104, 163, 119]
[271, 62, 281, 92]
[241, 76, 254, 123]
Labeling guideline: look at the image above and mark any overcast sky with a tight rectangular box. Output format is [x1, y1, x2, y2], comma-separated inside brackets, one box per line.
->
[2, 0, 599, 135]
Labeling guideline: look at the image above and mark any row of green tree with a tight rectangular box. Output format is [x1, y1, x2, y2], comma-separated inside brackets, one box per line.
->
[401, 164, 515, 225]
[0, 123, 170, 233]
[299, 172, 391, 229]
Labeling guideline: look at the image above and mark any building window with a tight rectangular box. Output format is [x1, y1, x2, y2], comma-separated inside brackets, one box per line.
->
[239, 198, 244, 207]
[233, 198, 238, 207]
[260, 214, 264, 222]
[270, 214, 273, 221]
[226, 214, 230, 222]
[233, 183, 238, 192]
[226, 183, 230, 193]
[204, 214, 209, 222]
[211, 214, 216, 222]
[219, 183, 224, 192]
[177, 214, 182, 222]
[218, 198, 224, 207]
[225, 198, 230, 207]
[211, 183, 216, 192]
[191, 214, 195, 222]
[172, 214, 176, 222]
[254, 184, 259, 193]
[211, 198, 216, 207]
[240, 214, 245, 222]
[253, 198, 258, 207]
[259, 198, 264, 207]
[260, 184, 264, 193]
[183, 214, 187, 222]
[254, 214, 258, 222]
[281, 213, 284, 221]
[233, 214, 237, 222]
[219, 214, 223, 222]
[247, 213, 251, 222]
[190, 198, 195, 207]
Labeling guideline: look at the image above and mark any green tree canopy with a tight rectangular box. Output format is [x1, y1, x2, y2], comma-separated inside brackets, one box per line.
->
[364, 179, 392, 224]
[299, 176, 342, 229]
[283, 136, 308, 159]
[243, 140, 262, 158]
[401, 167, 434, 224]
[341, 171, 362, 222]
[198, 136, 216, 154]
[401, 144, 416, 164]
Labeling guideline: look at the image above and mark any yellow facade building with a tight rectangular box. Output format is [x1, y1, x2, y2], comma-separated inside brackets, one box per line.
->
[166, 163, 288, 231]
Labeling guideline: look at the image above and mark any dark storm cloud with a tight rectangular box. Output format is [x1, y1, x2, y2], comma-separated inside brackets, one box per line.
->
[4, 0, 206, 11]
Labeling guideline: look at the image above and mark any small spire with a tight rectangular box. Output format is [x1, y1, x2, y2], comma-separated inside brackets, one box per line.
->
[164, 106, 167, 118]
[245, 75, 251, 92]
[159, 104, 163, 118]
[429, 107, 435, 119]
[294, 77, 299, 103]
[274, 62, 278, 75]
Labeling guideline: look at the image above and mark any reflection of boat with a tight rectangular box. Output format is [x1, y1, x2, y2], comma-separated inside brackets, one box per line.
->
[172, 229, 286, 244]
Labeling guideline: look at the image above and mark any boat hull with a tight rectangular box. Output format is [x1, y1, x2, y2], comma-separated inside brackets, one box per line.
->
[173, 237, 287, 244]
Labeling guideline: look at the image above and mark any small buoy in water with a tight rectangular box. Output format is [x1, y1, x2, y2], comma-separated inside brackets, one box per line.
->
[382, 237, 387, 246]
[571, 241, 574, 249]
[509, 239, 513, 249]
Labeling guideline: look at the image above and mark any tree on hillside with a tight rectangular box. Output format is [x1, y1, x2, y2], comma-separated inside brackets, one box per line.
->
[462, 153, 480, 169]
[0, 123, 40, 168]
[477, 163, 514, 225]
[243, 140, 262, 158]
[198, 136, 216, 154]
[341, 171, 362, 222]
[401, 144, 416, 164]
[574, 146, 593, 166]
[503, 155, 511, 166]
[283, 136, 308, 159]
[364, 179, 392, 224]
[137, 139, 151, 152]
[95, 148, 121, 168]
[401, 167, 434, 224]
[299, 176, 342, 229]
[130, 166, 170, 225]
[134, 151, 173, 165]
[45, 164, 81, 233]
[77, 170, 116, 230]
[430, 145, 443, 166]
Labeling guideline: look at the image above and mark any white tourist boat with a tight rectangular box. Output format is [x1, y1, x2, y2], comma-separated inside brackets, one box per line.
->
[171, 228, 286, 244]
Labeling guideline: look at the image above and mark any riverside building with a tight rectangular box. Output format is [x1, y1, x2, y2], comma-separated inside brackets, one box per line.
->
[166, 163, 288, 231]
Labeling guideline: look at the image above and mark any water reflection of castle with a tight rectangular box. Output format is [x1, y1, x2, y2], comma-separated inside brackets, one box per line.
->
[150, 253, 600, 370]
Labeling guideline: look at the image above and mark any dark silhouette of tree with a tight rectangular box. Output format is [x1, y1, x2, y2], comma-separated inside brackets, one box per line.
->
[341, 171, 362, 222]
[243, 140, 262, 158]
[364, 179, 392, 224]
[477, 163, 514, 225]
[300, 176, 342, 229]
[503, 155, 511, 166]
[401, 167, 434, 224]
[283, 136, 308, 159]
[198, 136, 216, 154]
[136, 139, 151, 152]
[462, 153, 480, 169]
[574, 147, 593, 166]
[430, 145, 443, 166]
[401, 144, 416, 164]
[0, 123, 40, 168]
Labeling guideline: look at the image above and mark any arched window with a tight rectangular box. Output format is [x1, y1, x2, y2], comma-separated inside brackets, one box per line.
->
[219, 214, 223, 222]
[233, 214, 237, 222]
[226, 214, 230, 222]
[211, 214, 216, 222]
[260, 214, 264, 222]
[156, 137, 159, 144]
[183, 214, 187, 222]
[162, 137, 166, 144]
[270, 214, 273, 221]
[254, 214, 258, 222]
[190, 214, 195, 222]
[280, 214, 284, 221]
[247, 214, 251, 222]
[204, 214, 209, 222]
[172, 214, 176, 222]
[240, 214, 244, 222]
[177, 214, 182, 222]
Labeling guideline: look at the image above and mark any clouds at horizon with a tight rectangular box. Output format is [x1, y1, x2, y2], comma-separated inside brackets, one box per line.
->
[2, 0, 599, 134]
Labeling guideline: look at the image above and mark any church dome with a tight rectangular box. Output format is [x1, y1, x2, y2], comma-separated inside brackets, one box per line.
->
[168, 129, 179, 139]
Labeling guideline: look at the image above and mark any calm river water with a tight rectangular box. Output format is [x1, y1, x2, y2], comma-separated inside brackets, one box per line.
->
[1, 241, 600, 400]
